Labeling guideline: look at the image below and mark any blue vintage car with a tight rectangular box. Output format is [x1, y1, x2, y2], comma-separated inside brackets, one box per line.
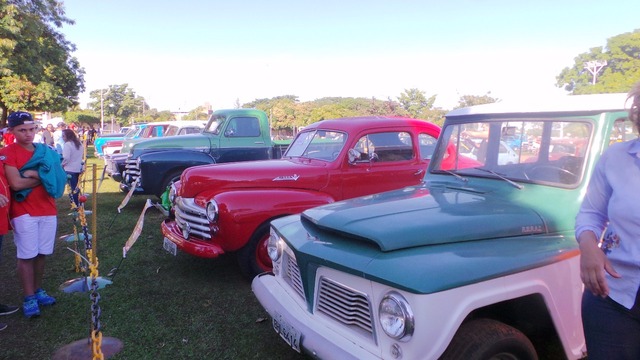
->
[94, 126, 139, 157]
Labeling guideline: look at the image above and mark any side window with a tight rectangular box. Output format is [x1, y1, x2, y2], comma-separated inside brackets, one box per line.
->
[354, 132, 414, 162]
[419, 133, 438, 160]
[224, 117, 261, 137]
[610, 118, 633, 145]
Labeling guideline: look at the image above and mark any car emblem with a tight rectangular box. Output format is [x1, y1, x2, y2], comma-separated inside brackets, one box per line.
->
[182, 223, 191, 240]
[273, 174, 300, 181]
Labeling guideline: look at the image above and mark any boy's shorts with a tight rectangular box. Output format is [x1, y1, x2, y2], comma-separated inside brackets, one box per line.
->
[11, 214, 57, 259]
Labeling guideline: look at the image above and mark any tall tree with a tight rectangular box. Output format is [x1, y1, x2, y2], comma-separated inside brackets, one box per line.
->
[397, 88, 437, 118]
[87, 84, 149, 127]
[556, 29, 640, 94]
[184, 105, 210, 120]
[0, 0, 85, 124]
[455, 93, 500, 109]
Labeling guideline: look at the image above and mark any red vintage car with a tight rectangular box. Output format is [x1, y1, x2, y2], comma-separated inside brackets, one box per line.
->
[161, 116, 441, 278]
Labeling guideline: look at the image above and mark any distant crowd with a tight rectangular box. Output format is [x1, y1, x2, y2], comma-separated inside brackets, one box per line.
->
[1, 122, 99, 152]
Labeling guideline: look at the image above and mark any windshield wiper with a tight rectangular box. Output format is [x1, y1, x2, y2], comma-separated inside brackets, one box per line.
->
[475, 168, 523, 190]
[439, 169, 468, 182]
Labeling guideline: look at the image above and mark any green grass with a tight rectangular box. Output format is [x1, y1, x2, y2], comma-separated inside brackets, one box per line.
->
[0, 150, 307, 360]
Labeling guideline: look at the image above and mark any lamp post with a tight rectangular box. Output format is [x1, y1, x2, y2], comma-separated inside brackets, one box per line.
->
[109, 104, 115, 132]
[100, 88, 111, 132]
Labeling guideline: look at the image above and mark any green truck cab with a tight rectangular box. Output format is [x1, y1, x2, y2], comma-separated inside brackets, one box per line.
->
[120, 108, 289, 197]
[252, 93, 633, 360]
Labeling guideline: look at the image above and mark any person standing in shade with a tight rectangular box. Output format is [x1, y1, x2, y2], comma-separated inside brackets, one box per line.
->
[575, 81, 640, 359]
[53, 122, 66, 155]
[42, 124, 54, 147]
[1, 111, 66, 318]
[61, 129, 84, 206]
[0, 152, 17, 330]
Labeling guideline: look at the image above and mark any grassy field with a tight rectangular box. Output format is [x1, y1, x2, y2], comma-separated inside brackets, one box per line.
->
[0, 152, 307, 360]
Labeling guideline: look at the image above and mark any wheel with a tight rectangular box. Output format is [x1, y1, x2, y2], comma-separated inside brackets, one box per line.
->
[440, 319, 537, 360]
[237, 222, 272, 280]
[523, 165, 576, 184]
[157, 170, 183, 198]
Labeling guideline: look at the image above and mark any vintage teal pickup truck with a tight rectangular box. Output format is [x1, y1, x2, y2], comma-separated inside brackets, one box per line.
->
[253, 93, 633, 360]
[120, 108, 290, 197]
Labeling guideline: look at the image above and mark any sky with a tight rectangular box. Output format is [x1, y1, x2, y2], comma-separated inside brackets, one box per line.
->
[58, 0, 640, 113]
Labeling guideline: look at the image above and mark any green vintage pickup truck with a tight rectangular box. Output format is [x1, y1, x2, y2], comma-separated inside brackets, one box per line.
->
[119, 108, 290, 197]
[253, 93, 633, 360]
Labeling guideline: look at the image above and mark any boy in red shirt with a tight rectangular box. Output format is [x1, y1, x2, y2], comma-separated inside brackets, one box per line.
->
[0, 156, 17, 329]
[2, 111, 64, 318]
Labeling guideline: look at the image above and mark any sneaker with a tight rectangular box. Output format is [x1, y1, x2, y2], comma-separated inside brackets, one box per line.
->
[23, 296, 40, 318]
[0, 304, 19, 316]
[0, 323, 6, 331]
[35, 288, 56, 306]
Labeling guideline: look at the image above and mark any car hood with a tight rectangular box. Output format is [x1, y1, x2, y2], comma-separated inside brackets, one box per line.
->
[301, 185, 546, 251]
[130, 134, 210, 157]
[179, 158, 331, 198]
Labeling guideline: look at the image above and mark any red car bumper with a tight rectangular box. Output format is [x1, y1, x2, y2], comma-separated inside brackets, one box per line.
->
[161, 219, 225, 258]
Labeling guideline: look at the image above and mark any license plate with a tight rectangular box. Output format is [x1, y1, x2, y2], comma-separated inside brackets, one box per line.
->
[272, 312, 301, 352]
[163, 237, 177, 256]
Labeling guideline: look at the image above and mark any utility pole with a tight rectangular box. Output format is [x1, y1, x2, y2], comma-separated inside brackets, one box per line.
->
[100, 87, 111, 132]
[584, 60, 607, 85]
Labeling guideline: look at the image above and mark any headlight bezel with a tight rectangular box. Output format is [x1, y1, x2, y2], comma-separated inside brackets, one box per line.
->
[168, 184, 177, 204]
[205, 200, 219, 222]
[378, 291, 414, 341]
[266, 227, 282, 262]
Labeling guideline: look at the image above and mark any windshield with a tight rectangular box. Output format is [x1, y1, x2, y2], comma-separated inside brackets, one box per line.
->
[284, 129, 346, 161]
[165, 126, 179, 136]
[204, 115, 224, 134]
[125, 126, 145, 139]
[123, 127, 137, 137]
[431, 118, 602, 187]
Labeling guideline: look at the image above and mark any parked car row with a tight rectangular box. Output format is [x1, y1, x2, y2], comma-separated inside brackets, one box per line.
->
[107, 94, 631, 359]
[103, 120, 207, 182]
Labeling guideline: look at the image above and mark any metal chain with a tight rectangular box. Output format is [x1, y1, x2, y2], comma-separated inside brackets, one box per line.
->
[90, 265, 103, 360]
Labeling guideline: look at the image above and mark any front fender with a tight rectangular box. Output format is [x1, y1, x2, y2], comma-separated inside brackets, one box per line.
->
[138, 150, 214, 195]
[202, 189, 335, 252]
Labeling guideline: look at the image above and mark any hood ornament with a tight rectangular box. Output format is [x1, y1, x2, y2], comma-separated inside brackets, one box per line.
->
[273, 174, 300, 181]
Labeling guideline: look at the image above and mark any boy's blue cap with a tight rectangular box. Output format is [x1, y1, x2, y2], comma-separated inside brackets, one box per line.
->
[8, 111, 34, 128]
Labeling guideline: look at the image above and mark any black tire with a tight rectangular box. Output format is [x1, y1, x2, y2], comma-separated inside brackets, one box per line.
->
[440, 319, 537, 360]
[156, 170, 183, 198]
[237, 223, 272, 280]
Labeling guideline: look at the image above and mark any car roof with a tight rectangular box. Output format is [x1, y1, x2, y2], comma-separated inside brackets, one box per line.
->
[167, 120, 207, 127]
[301, 116, 440, 134]
[447, 93, 631, 117]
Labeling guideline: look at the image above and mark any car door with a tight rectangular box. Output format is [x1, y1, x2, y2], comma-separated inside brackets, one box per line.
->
[218, 115, 270, 162]
[340, 130, 431, 199]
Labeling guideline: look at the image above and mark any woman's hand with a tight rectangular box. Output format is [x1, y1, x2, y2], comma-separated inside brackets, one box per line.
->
[0, 194, 8, 207]
[579, 232, 621, 297]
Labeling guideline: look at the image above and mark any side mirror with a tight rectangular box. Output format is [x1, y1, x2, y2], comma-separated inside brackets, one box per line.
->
[348, 149, 362, 164]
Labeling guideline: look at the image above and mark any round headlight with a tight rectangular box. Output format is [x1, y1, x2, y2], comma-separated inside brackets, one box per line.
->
[168, 184, 177, 204]
[267, 228, 282, 262]
[379, 291, 414, 341]
[206, 200, 218, 222]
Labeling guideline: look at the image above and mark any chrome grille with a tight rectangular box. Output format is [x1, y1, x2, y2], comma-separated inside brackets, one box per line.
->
[283, 253, 304, 300]
[316, 277, 374, 337]
[123, 154, 140, 183]
[174, 197, 211, 239]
